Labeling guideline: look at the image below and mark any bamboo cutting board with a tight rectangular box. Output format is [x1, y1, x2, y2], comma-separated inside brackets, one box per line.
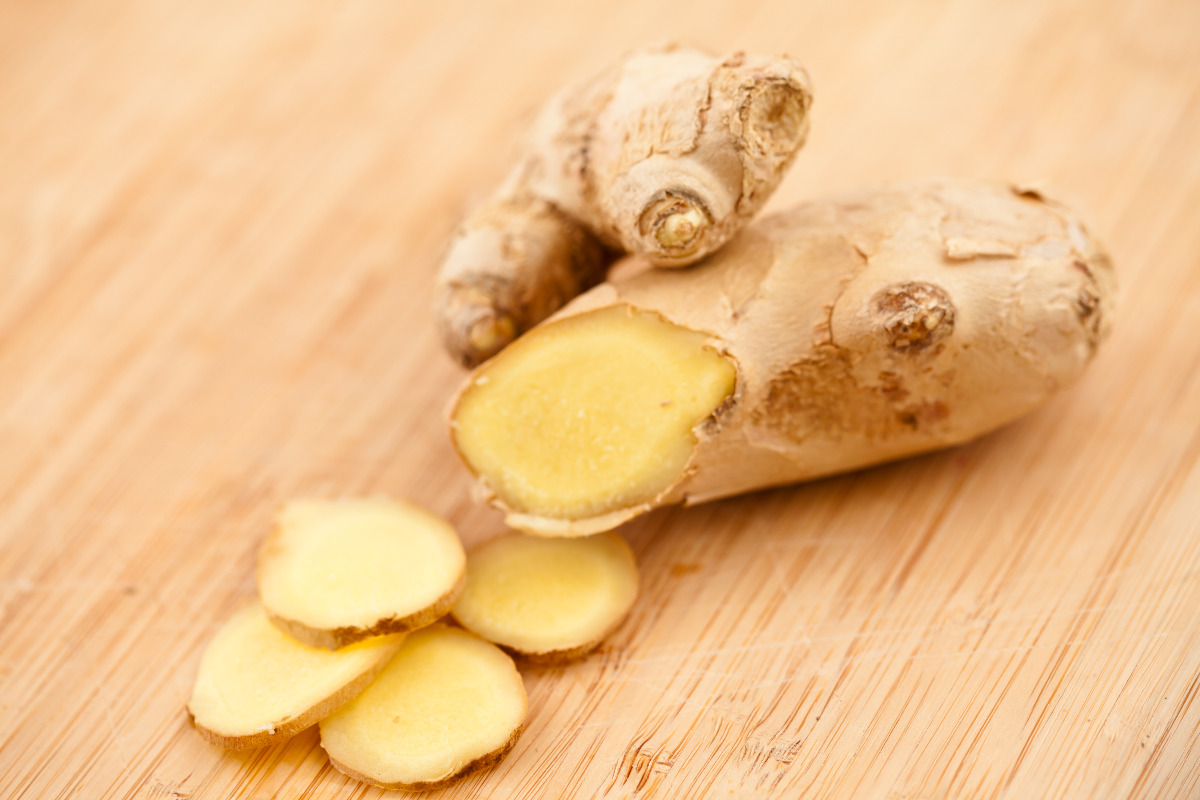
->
[2, 1, 1200, 798]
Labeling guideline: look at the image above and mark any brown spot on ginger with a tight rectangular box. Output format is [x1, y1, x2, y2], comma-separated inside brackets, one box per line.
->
[874, 282, 955, 353]
[755, 346, 905, 444]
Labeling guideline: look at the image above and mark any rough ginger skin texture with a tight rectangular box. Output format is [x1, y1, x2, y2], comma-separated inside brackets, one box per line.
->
[451, 179, 1116, 536]
[435, 43, 813, 367]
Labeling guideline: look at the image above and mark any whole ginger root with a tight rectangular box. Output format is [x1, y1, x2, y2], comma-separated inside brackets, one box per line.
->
[435, 43, 813, 367]
[450, 179, 1116, 536]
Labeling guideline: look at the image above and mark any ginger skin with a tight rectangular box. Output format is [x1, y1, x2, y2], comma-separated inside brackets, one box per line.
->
[450, 179, 1116, 536]
[436, 43, 813, 367]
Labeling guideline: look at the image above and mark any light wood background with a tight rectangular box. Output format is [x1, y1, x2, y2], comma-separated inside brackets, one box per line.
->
[2, 1, 1199, 798]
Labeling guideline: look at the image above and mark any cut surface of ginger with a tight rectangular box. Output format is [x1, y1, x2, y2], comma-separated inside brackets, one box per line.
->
[320, 625, 527, 791]
[452, 532, 638, 662]
[452, 305, 736, 525]
[258, 498, 466, 649]
[187, 602, 402, 750]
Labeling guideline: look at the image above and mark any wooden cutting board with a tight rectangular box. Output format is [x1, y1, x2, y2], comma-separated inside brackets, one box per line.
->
[2, 1, 1199, 797]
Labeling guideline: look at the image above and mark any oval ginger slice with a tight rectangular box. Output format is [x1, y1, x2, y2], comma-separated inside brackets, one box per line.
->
[451, 306, 737, 535]
[319, 626, 527, 791]
[187, 602, 402, 749]
[258, 498, 466, 649]
[451, 532, 639, 663]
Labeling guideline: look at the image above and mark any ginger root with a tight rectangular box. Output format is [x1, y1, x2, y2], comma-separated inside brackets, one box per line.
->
[450, 179, 1116, 536]
[257, 498, 466, 650]
[319, 626, 527, 791]
[436, 43, 813, 367]
[452, 532, 639, 663]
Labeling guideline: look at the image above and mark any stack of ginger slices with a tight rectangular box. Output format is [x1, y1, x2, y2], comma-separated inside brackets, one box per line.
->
[187, 498, 639, 791]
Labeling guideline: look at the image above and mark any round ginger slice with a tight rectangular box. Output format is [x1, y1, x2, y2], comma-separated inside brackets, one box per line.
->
[451, 305, 737, 534]
[451, 532, 639, 663]
[319, 625, 527, 791]
[187, 602, 403, 750]
[258, 498, 466, 649]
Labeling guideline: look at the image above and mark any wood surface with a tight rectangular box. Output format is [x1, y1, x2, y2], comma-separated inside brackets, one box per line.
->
[2, 0, 1199, 798]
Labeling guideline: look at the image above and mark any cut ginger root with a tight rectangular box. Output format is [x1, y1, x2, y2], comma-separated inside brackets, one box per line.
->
[319, 626, 527, 792]
[187, 602, 402, 750]
[452, 532, 639, 663]
[450, 179, 1116, 536]
[257, 498, 466, 650]
[436, 43, 813, 367]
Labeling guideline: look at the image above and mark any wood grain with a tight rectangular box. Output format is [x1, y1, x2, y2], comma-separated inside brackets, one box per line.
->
[2, 0, 1199, 797]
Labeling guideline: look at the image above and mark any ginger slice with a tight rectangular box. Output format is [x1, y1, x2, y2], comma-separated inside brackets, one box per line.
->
[451, 532, 639, 663]
[319, 625, 527, 791]
[451, 305, 736, 530]
[187, 602, 402, 750]
[258, 498, 466, 649]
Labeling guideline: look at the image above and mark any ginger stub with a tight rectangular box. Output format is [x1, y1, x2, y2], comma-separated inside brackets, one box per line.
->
[187, 603, 402, 750]
[319, 626, 527, 792]
[436, 43, 813, 367]
[450, 179, 1116, 536]
[257, 498, 466, 649]
[452, 532, 639, 663]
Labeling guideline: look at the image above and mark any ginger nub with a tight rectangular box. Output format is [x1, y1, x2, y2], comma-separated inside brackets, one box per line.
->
[257, 498, 466, 650]
[452, 532, 638, 663]
[186, 603, 402, 750]
[451, 305, 736, 526]
[319, 626, 527, 791]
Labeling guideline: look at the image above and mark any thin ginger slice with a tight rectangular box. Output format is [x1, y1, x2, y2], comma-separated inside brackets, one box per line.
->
[451, 305, 736, 529]
[319, 625, 527, 791]
[451, 532, 638, 662]
[187, 602, 402, 750]
[258, 498, 466, 649]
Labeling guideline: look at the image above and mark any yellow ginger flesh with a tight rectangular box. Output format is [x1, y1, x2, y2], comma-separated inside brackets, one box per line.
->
[452, 532, 638, 658]
[258, 499, 465, 643]
[319, 626, 526, 790]
[452, 305, 736, 522]
[187, 603, 402, 748]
